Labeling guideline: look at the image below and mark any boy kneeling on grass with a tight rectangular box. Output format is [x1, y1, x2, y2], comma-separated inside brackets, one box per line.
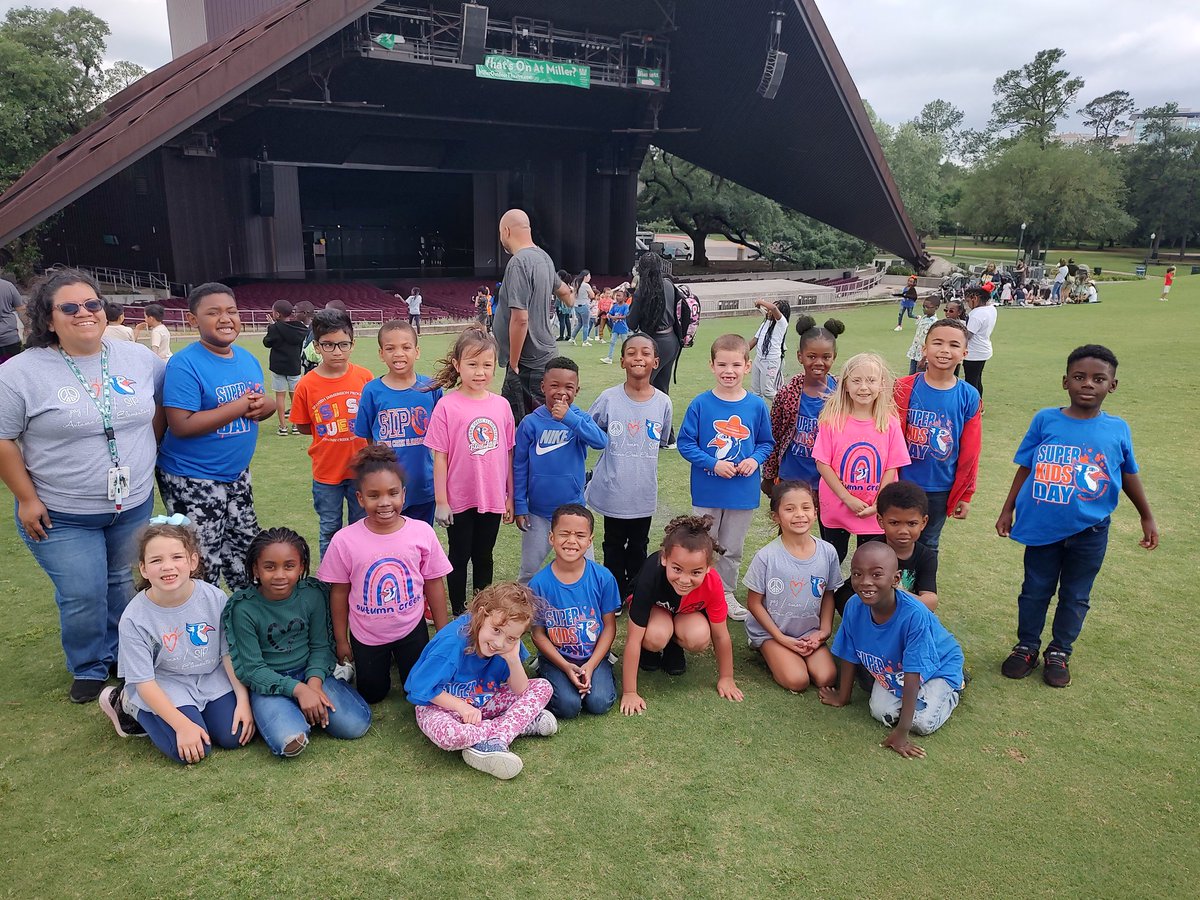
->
[819, 542, 964, 758]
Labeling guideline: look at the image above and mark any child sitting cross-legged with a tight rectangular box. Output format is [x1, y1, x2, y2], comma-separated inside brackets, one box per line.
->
[529, 504, 622, 718]
[819, 542, 964, 758]
[405, 583, 555, 780]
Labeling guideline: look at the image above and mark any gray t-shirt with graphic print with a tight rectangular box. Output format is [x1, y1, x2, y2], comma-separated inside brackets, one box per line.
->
[585, 385, 673, 519]
[743, 537, 843, 648]
[118, 580, 234, 715]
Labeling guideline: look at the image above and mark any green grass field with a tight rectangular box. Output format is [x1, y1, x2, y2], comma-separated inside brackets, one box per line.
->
[923, 239, 1189, 278]
[1, 277, 1197, 897]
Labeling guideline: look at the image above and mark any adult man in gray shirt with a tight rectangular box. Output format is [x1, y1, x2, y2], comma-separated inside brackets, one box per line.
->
[0, 279, 25, 363]
[493, 209, 571, 423]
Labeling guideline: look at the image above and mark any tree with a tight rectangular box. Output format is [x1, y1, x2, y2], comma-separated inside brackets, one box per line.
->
[989, 49, 1085, 148]
[1079, 90, 1135, 145]
[99, 60, 147, 101]
[759, 211, 874, 270]
[914, 99, 964, 157]
[1124, 103, 1200, 257]
[954, 138, 1133, 257]
[868, 108, 948, 238]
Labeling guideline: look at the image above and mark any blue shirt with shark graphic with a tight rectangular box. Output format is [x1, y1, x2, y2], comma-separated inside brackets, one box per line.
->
[1010, 408, 1137, 547]
[530, 559, 622, 661]
[899, 374, 980, 493]
[678, 389, 774, 509]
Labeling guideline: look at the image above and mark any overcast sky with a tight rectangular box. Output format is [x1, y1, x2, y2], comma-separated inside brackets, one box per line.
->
[3, 0, 1199, 128]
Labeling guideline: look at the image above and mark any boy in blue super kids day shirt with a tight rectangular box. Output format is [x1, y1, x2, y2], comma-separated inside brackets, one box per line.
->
[514, 357, 608, 583]
[530, 504, 622, 718]
[997, 344, 1157, 688]
[157, 283, 276, 591]
[678, 334, 774, 622]
[354, 319, 442, 525]
[819, 542, 964, 759]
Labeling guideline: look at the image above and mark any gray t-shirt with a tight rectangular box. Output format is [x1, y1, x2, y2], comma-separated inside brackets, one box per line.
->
[118, 579, 234, 715]
[494, 246, 559, 370]
[743, 536, 843, 648]
[585, 385, 673, 518]
[0, 280, 24, 346]
[0, 338, 165, 513]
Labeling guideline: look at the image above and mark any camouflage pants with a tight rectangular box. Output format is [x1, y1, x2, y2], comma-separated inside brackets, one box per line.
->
[155, 468, 259, 592]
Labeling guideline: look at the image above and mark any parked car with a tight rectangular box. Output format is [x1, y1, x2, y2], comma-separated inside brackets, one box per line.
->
[660, 240, 692, 261]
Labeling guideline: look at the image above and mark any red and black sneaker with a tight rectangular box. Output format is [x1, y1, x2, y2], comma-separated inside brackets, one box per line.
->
[1000, 644, 1040, 679]
[1042, 649, 1071, 688]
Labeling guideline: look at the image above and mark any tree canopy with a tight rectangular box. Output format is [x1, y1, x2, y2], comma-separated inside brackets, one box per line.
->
[989, 48, 1085, 149]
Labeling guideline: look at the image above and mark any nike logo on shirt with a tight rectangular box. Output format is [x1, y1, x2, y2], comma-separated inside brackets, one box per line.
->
[535, 440, 570, 455]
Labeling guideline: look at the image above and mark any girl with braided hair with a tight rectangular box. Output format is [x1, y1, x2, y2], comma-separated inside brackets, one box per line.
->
[620, 515, 744, 715]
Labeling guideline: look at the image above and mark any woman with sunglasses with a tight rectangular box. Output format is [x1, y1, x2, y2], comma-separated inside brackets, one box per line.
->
[0, 270, 166, 704]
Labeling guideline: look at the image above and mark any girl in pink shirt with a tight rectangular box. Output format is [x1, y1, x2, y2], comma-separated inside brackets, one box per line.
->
[812, 352, 910, 562]
[317, 445, 453, 703]
[423, 328, 515, 613]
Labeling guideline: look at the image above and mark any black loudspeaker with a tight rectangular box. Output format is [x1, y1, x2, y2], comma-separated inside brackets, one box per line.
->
[255, 165, 275, 217]
[757, 49, 788, 100]
[460, 3, 488, 65]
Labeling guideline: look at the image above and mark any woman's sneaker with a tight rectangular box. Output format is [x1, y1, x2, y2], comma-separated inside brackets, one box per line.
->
[69, 678, 106, 704]
[1000, 643, 1040, 679]
[600, 356, 613, 364]
[98, 685, 147, 737]
[725, 593, 750, 622]
[519, 710, 558, 737]
[462, 739, 523, 779]
[1042, 649, 1071, 687]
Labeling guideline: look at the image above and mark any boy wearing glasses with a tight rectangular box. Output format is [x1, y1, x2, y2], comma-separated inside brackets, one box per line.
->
[157, 283, 275, 591]
[290, 310, 372, 556]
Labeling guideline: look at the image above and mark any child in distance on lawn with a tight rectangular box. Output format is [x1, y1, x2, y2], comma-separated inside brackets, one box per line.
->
[819, 542, 964, 758]
[514, 356, 608, 584]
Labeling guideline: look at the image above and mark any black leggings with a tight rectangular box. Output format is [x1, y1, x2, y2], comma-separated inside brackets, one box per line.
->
[603, 516, 653, 599]
[349, 624, 429, 704]
[649, 329, 681, 442]
[446, 509, 502, 614]
[963, 359, 987, 398]
[822, 528, 885, 565]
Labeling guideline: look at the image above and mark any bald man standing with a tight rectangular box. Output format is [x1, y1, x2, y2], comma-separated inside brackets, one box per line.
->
[493, 209, 571, 423]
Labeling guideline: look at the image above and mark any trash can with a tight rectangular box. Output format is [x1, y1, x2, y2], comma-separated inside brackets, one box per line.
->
[1135, 265, 1147, 277]
[1094, 267, 1102, 275]
[1191, 265, 1200, 275]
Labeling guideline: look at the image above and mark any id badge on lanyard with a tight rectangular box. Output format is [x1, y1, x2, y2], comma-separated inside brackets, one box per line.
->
[59, 345, 126, 511]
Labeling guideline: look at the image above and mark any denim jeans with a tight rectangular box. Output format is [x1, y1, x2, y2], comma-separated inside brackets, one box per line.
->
[249, 668, 372, 756]
[16, 494, 153, 680]
[312, 479, 365, 558]
[537, 657, 616, 718]
[869, 677, 960, 735]
[918, 490, 951, 551]
[403, 500, 436, 527]
[137, 689, 245, 764]
[572, 308, 591, 342]
[1016, 519, 1110, 656]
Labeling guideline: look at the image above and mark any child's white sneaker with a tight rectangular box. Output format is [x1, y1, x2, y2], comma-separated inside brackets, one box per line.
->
[519, 709, 558, 737]
[725, 593, 750, 622]
[600, 356, 612, 364]
[462, 739, 523, 779]
[893, 325, 903, 331]
[333, 661, 356, 682]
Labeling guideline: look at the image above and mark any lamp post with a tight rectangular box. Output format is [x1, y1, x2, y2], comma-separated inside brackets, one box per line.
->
[953, 222, 960, 257]
[1149, 231, 1157, 262]
[1016, 222, 1027, 265]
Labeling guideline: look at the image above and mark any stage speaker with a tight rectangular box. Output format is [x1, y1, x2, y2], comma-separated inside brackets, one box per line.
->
[255, 165, 275, 217]
[460, 3, 488, 65]
[757, 49, 788, 100]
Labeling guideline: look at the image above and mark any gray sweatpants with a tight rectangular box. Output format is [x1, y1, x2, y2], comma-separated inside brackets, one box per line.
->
[518, 513, 596, 584]
[692, 506, 756, 596]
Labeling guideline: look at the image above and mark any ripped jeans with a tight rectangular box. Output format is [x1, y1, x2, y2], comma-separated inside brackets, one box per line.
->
[249, 667, 372, 756]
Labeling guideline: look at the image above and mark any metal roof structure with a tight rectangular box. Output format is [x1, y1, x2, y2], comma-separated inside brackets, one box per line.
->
[0, 0, 926, 265]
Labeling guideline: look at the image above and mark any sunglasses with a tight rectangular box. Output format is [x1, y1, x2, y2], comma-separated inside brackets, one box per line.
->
[318, 340, 353, 352]
[55, 299, 104, 315]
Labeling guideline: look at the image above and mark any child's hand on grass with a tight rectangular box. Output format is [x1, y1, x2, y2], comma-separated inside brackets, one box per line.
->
[620, 692, 646, 716]
[716, 677, 744, 702]
[818, 685, 846, 707]
[882, 730, 926, 759]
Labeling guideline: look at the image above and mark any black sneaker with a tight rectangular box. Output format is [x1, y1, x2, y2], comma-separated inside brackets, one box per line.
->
[69, 678, 106, 704]
[1043, 649, 1071, 688]
[98, 685, 147, 737]
[1001, 644, 1040, 679]
[661, 639, 686, 676]
[639, 650, 662, 672]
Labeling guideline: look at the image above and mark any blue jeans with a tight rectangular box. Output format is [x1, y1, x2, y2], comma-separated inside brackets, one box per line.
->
[572, 308, 592, 342]
[403, 500, 436, 527]
[918, 490, 951, 551]
[537, 656, 616, 718]
[137, 690, 245, 764]
[249, 668, 372, 756]
[16, 494, 153, 680]
[1017, 519, 1109, 655]
[312, 479, 364, 558]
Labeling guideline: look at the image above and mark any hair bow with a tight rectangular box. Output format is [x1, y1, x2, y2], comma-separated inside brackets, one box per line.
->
[149, 513, 192, 526]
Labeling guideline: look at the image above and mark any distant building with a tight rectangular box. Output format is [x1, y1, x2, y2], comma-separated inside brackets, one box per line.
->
[1132, 107, 1200, 142]
[1053, 130, 1133, 147]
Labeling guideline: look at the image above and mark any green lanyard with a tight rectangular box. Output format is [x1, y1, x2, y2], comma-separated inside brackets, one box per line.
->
[58, 344, 121, 470]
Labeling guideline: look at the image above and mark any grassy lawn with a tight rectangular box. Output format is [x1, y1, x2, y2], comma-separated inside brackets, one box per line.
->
[923, 239, 1191, 277]
[1, 277, 1197, 897]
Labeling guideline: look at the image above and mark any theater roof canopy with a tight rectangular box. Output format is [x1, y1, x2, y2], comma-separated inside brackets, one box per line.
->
[0, 0, 925, 265]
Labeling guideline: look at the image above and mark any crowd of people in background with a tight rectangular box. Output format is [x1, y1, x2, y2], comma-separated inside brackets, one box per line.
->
[0, 214, 1162, 779]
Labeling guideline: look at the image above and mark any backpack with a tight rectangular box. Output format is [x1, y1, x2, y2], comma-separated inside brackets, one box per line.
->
[674, 282, 701, 349]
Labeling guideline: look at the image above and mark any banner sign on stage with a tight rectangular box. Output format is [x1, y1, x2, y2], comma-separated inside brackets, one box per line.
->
[636, 67, 662, 87]
[475, 54, 591, 89]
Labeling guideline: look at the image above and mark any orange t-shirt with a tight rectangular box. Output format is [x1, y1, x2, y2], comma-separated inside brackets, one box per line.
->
[290, 364, 373, 484]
